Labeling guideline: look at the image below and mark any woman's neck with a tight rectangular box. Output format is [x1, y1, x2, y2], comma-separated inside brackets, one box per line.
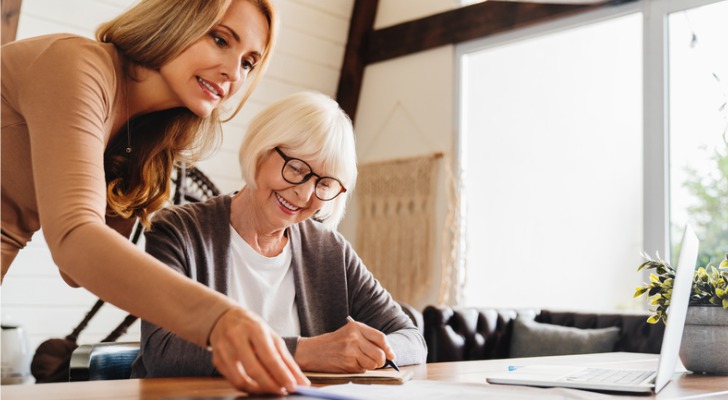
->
[230, 188, 288, 257]
[126, 67, 183, 118]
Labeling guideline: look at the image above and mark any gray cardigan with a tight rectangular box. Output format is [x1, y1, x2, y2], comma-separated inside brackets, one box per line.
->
[131, 195, 427, 378]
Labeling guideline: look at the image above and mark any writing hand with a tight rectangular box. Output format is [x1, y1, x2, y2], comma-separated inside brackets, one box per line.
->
[208, 308, 310, 395]
[294, 317, 395, 372]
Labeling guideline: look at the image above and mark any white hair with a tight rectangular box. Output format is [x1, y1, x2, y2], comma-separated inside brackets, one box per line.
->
[238, 91, 357, 228]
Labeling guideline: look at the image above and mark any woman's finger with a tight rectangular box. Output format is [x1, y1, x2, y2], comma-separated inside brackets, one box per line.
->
[211, 340, 249, 390]
[209, 308, 297, 394]
[275, 335, 310, 385]
[348, 320, 396, 361]
[353, 335, 386, 369]
[236, 332, 291, 393]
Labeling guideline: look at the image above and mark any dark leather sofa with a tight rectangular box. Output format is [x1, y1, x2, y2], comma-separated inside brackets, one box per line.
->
[421, 305, 665, 363]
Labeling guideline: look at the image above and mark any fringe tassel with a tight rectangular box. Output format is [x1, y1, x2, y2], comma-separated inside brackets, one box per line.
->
[355, 155, 439, 304]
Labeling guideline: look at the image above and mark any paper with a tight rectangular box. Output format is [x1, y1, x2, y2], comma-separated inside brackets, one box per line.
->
[294, 385, 364, 400]
[303, 369, 413, 385]
[315, 381, 616, 400]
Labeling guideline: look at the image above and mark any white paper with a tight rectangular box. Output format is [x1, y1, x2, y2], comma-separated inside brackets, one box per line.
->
[316, 380, 615, 400]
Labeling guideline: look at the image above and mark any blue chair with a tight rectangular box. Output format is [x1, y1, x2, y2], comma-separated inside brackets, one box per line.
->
[69, 342, 140, 381]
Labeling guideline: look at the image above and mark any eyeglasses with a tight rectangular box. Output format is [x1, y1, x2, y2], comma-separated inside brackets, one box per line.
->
[274, 147, 347, 201]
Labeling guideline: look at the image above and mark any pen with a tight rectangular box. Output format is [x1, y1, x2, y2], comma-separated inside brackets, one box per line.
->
[346, 316, 400, 372]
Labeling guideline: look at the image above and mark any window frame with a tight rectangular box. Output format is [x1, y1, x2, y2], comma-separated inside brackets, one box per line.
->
[454, 0, 723, 290]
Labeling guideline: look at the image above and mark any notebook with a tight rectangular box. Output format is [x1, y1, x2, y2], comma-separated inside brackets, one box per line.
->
[485, 225, 699, 394]
[304, 369, 413, 385]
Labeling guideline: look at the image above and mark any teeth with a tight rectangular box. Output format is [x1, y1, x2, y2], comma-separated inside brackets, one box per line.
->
[197, 77, 220, 96]
[276, 193, 299, 211]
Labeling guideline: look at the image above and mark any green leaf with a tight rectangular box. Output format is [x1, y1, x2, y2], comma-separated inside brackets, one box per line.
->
[647, 315, 660, 324]
[637, 261, 652, 272]
[634, 286, 649, 298]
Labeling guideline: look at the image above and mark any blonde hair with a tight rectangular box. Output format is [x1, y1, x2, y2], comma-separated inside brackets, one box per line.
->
[97, 0, 278, 228]
[239, 92, 357, 229]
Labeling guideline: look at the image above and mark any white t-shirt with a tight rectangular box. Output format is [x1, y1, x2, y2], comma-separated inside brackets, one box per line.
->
[228, 225, 300, 336]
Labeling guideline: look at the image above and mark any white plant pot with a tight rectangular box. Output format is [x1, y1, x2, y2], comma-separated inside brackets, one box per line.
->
[679, 305, 728, 375]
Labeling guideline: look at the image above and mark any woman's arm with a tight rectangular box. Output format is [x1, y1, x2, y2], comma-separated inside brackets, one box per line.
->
[343, 239, 428, 367]
[22, 36, 231, 352]
[132, 206, 219, 377]
[290, 227, 427, 372]
[18, 37, 305, 394]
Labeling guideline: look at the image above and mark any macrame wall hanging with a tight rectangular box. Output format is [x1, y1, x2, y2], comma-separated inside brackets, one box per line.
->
[355, 154, 441, 305]
[437, 158, 462, 306]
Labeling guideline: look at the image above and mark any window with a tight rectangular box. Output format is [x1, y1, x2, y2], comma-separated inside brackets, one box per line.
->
[667, 1, 728, 267]
[457, 0, 727, 309]
[458, 11, 642, 310]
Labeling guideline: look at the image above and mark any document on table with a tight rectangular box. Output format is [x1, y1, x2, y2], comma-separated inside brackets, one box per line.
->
[163, 381, 611, 400]
[314, 380, 616, 400]
[303, 369, 413, 385]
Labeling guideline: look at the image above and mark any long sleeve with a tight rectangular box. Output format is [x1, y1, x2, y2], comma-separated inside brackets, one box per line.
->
[133, 200, 426, 377]
[291, 221, 428, 367]
[132, 197, 232, 378]
[342, 238, 428, 366]
[1, 35, 235, 348]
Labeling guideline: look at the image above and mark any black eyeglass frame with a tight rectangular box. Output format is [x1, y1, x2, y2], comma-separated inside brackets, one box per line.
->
[274, 147, 347, 201]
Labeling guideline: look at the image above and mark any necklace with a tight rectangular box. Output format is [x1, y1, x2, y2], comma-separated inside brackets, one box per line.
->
[125, 78, 132, 154]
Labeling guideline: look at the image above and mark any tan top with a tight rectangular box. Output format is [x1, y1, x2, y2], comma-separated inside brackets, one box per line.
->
[1, 34, 234, 347]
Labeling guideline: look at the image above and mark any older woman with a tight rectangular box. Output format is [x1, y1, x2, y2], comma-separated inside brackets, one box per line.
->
[131, 91, 427, 377]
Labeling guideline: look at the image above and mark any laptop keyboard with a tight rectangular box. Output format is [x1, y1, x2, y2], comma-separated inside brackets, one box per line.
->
[565, 368, 656, 385]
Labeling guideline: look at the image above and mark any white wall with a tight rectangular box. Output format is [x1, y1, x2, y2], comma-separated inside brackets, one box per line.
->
[338, 1, 458, 310]
[2, 0, 354, 355]
[373, 0, 460, 29]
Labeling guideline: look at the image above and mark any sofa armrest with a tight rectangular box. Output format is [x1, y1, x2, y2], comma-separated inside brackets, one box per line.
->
[397, 302, 424, 335]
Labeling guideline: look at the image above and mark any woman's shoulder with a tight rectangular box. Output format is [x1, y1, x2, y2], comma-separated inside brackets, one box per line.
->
[18, 33, 93, 44]
[295, 219, 348, 248]
[4, 33, 120, 91]
[151, 195, 230, 228]
[6, 33, 112, 59]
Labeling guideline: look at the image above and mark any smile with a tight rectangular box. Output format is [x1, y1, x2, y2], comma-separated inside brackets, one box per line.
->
[196, 76, 222, 98]
[275, 192, 300, 212]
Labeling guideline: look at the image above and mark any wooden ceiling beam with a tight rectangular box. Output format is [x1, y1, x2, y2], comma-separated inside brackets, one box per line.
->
[335, 0, 379, 122]
[336, 0, 635, 121]
[366, 1, 617, 64]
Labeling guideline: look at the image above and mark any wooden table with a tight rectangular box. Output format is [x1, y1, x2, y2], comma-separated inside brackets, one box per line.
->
[2, 353, 727, 399]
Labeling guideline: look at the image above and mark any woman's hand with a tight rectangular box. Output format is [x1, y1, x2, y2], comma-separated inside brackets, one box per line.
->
[294, 319, 396, 373]
[208, 308, 309, 395]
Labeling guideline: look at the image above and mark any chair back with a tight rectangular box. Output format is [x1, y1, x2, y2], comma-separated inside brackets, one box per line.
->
[69, 342, 140, 381]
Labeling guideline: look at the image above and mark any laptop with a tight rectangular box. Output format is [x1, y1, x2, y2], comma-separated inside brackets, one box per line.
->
[485, 225, 699, 394]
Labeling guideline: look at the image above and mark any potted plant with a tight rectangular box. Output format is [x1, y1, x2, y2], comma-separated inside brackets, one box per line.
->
[634, 253, 728, 375]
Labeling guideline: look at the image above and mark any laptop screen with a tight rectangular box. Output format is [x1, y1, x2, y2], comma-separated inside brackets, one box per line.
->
[653, 225, 699, 393]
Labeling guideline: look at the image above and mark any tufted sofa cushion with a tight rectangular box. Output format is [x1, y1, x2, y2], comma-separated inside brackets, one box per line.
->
[422, 306, 665, 363]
